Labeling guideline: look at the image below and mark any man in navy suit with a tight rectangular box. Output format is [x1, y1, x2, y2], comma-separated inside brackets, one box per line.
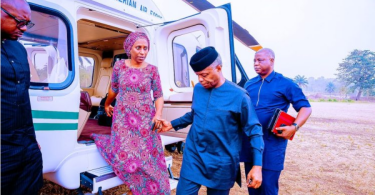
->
[241, 48, 312, 195]
[157, 47, 264, 194]
[1, 0, 43, 194]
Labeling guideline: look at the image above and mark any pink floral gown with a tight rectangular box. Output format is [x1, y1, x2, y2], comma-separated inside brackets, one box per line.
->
[91, 60, 170, 195]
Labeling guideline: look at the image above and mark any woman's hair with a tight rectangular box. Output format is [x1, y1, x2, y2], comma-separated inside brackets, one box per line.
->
[123, 32, 150, 58]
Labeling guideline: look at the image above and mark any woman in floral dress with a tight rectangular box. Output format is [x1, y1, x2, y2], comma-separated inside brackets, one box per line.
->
[91, 32, 170, 195]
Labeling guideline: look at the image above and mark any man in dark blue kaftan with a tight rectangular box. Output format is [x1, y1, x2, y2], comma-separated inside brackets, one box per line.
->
[240, 48, 312, 195]
[1, 1, 43, 194]
[157, 47, 264, 195]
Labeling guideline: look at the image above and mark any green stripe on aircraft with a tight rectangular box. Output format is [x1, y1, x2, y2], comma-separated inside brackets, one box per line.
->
[32, 110, 79, 119]
[34, 123, 78, 131]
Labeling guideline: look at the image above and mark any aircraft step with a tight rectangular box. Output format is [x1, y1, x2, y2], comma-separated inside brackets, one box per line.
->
[80, 156, 178, 194]
[80, 166, 123, 194]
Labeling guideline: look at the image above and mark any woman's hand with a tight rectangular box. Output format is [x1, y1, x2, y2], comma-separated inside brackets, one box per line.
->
[152, 114, 161, 123]
[105, 105, 114, 117]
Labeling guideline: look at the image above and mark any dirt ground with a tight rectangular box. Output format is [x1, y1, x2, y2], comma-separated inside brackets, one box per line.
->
[39, 102, 375, 195]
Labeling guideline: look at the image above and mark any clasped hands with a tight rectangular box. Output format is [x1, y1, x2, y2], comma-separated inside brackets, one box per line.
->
[152, 118, 173, 133]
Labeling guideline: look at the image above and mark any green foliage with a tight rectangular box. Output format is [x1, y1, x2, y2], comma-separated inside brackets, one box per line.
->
[325, 82, 336, 95]
[339, 99, 354, 103]
[312, 98, 350, 102]
[337, 50, 375, 100]
[363, 88, 375, 96]
[338, 86, 349, 98]
[294, 75, 309, 88]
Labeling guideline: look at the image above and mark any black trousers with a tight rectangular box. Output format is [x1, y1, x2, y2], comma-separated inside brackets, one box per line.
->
[1, 134, 43, 195]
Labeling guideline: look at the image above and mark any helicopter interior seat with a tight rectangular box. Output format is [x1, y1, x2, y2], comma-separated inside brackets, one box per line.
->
[90, 58, 113, 107]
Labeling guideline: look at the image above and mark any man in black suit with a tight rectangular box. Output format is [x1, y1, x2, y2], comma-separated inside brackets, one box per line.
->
[1, 0, 43, 194]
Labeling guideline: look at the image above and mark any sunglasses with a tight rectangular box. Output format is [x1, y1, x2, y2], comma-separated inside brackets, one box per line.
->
[1, 7, 35, 30]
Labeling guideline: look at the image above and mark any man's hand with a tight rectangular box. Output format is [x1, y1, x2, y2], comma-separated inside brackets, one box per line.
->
[247, 165, 262, 189]
[154, 119, 173, 133]
[275, 125, 296, 140]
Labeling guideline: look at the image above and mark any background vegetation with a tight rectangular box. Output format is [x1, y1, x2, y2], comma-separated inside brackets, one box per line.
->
[293, 49, 375, 102]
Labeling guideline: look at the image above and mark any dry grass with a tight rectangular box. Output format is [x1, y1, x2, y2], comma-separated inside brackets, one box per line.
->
[278, 102, 375, 195]
[39, 102, 375, 195]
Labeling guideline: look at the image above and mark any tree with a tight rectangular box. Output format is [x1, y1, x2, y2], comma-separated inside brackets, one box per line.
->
[294, 75, 309, 88]
[337, 50, 375, 101]
[339, 86, 349, 99]
[363, 88, 375, 97]
[325, 82, 335, 97]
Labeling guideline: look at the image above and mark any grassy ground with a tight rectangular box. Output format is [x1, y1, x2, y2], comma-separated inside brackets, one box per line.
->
[39, 102, 375, 195]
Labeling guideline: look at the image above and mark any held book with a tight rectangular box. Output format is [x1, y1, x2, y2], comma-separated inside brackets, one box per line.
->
[267, 108, 296, 140]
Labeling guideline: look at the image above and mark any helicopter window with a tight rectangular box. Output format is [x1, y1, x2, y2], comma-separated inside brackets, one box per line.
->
[172, 30, 206, 88]
[78, 56, 95, 88]
[20, 5, 73, 89]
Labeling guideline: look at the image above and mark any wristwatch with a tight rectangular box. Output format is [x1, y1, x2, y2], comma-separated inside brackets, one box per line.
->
[292, 123, 300, 131]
